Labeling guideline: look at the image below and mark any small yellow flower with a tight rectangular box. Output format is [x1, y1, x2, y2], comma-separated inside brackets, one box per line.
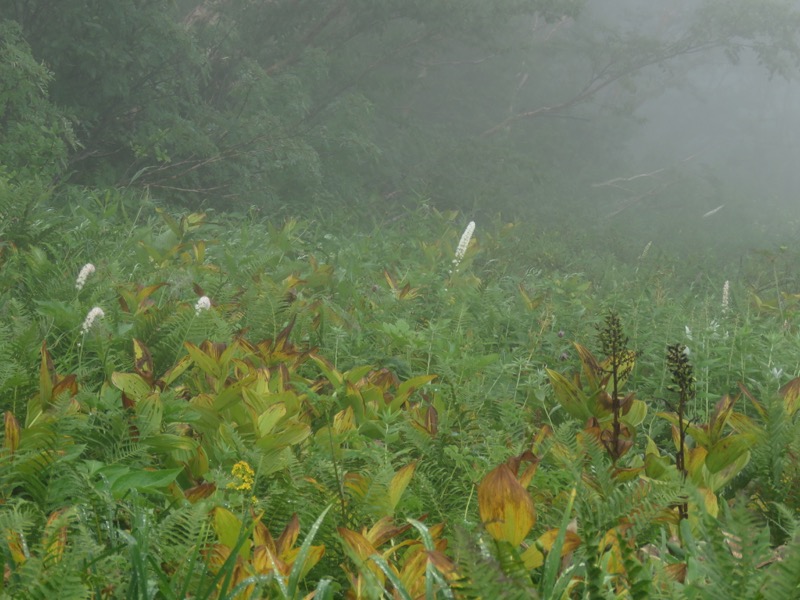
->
[226, 461, 255, 492]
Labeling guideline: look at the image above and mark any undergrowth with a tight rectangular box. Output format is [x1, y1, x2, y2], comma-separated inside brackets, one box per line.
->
[2, 182, 800, 598]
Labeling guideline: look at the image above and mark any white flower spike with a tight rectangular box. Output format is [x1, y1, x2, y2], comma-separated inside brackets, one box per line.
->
[75, 263, 96, 290]
[81, 307, 105, 334]
[722, 280, 730, 314]
[451, 221, 476, 273]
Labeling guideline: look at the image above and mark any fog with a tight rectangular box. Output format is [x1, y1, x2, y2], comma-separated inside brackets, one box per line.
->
[4, 0, 800, 262]
[505, 0, 800, 257]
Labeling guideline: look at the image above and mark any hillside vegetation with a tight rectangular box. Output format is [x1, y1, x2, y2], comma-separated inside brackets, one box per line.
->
[3, 1, 800, 598]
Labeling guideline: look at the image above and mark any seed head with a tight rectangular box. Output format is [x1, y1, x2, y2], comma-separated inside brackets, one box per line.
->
[666, 343, 695, 398]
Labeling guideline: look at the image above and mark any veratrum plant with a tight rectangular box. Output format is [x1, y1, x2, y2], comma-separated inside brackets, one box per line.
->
[546, 313, 646, 462]
[654, 394, 756, 520]
[338, 517, 458, 598]
[205, 506, 327, 598]
[476, 449, 581, 579]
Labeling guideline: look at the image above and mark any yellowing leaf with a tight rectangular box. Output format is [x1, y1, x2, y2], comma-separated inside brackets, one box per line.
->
[521, 544, 545, 569]
[184, 482, 216, 503]
[388, 462, 416, 512]
[111, 372, 152, 404]
[686, 447, 708, 486]
[600, 529, 626, 575]
[338, 527, 384, 583]
[184, 341, 222, 378]
[4, 411, 20, 455]
[132, 339, 154, 385]
[214, 507, 246, 552]
[5, 529, 27, 564]
[537, 528, 582, 553]
[333, 406, 355, 434]
[478, 463, 536, 546]
[781, 376, 800, 416]
[281, 544, 325, 580]
[253, 544, 286, 576]
[257, 403, 287, 437]
[709, 396, 736, 444]
[700, 487, 719, 518]
[546, 369, 592, 421]
[277, 514, 300, 556]
[365, 517, 411, 548]
[574, 342, 604, 391]
[706, 434, 756, 474]
[621, 399, 648, 427]
[43, 510, 68, 566]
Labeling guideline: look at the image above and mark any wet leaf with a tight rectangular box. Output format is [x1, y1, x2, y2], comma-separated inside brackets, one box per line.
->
[277, 514, 300, 556]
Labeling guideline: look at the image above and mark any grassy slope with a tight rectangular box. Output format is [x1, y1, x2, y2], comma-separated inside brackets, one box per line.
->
[1, 185, 800, 598]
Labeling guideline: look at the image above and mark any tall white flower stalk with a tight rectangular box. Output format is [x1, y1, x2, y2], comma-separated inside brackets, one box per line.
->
[721, 280, 730, 314]
[81, 307, 105, 334]
[75, 263, 96, 290]
[451, 221, 475, 272]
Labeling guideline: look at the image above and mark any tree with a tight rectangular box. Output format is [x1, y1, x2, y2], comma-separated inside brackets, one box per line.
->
[0, 20, 73, 181]
[1, 0, 799, 221]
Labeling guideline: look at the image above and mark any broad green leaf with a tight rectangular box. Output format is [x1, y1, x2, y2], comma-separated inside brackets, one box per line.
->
[708, 450, 751, 492]
[706, 434, 756, 474]
[709, 396, 736, 444]
[344, 364, 374, 384]
[109, 467, 182, 498]
[111, 372, 152, 403]
[621, 399, 647, 427]
[184, 342, 221, 378]
[212, 379, 250, 412]
[644, 452, 674, 480]
[135, 394, 163, 438]
[255, 422, 311, 451]
[394, 374, 437, 407]
[257, 403, 287, 437]
[546, 369, 592, 421]
[144, 433, 197, 452]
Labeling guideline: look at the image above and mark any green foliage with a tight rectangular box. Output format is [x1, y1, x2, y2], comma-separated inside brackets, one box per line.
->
[0, 193, 799, 596]
[0, 21, 73, 181]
